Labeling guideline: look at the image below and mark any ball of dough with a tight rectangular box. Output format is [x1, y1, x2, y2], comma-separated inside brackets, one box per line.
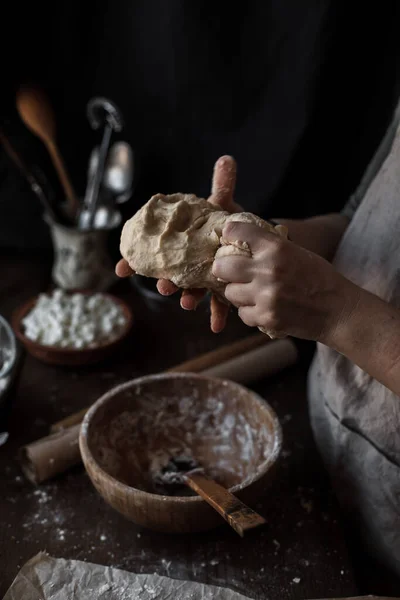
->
[120, 193, 287, 300]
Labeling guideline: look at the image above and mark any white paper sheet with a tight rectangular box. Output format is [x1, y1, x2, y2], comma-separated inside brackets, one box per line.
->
[3, 553, 252, 600]
[4, 553, 399, 600]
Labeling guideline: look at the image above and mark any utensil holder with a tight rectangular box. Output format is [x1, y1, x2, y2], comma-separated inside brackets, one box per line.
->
[45, 215, 117, 292]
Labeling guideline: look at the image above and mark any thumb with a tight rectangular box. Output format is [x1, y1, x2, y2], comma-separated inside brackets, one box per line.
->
[221, 221, 277, 254]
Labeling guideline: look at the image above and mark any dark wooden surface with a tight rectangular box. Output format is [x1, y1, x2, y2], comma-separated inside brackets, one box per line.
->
[0, 252, 358, 598]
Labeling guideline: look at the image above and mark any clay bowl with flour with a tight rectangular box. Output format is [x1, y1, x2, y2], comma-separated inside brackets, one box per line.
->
[79, 372, 282, 534]
[12, 294, 133, 367]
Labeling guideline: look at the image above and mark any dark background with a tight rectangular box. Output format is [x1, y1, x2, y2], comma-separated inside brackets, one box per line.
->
[1, 0, 400, 249]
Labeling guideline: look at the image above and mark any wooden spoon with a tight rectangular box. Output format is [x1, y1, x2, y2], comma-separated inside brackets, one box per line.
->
[153, 455, 266, 537]
[16, 85, 79, 221]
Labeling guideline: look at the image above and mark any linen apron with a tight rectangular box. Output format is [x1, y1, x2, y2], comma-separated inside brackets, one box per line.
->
[308, 118, 400, 574]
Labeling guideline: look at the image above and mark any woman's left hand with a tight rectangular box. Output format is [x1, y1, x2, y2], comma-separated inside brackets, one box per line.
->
[116, 155, 241, 333]
[212, 221, 360, 342]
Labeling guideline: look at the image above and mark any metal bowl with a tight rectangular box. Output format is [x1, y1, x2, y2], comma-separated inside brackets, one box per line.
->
[0, 314, 17, 379]
[0, 315, 22, 433]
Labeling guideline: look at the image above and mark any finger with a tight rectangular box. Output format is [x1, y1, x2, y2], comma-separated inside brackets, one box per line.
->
[209, 155, 237, 210]
[238, 306, 259, 328]
[212, 255, 253, 283]
[210, 295, 229, 333]
[180, 288, 206, 310]
[157, 279, 179, 296]
[115, 259, 135, 278]
[224, 283, 256, 308]
[222, 221, 276, 254]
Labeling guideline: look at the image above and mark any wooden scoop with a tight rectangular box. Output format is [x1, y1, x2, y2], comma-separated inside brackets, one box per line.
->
[152, 455, 266, 537]
[16, 85, 79, 221]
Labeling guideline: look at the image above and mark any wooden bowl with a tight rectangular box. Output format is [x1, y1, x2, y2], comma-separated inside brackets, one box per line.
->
[12, 294, 133, 367]
[79, 372, 282, 534]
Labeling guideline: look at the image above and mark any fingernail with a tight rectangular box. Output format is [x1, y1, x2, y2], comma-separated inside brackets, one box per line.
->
[180, 299, 196, 311]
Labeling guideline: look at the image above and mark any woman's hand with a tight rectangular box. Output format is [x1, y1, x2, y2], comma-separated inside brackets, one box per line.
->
[212, 221, 360, 342]
[116, 155, 242, 333]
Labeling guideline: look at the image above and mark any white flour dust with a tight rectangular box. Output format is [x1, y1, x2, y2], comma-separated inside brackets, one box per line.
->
[91, 382, 274, 493]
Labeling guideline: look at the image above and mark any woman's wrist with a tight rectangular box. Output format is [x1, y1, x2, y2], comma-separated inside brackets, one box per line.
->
[320, 283, 400, 395]
[270, 214, 349, 260]
[319, 277, 362, 349]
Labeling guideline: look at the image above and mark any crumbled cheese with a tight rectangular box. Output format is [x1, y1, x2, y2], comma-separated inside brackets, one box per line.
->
[22, 289, 128, 349]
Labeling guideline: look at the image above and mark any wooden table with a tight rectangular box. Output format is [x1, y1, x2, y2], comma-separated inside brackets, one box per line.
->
[0, 252, 358, 598]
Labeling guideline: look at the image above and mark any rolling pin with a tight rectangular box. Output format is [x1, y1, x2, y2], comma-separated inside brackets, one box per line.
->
[50, 333, 270, 432]
[18, 336, 298, 484]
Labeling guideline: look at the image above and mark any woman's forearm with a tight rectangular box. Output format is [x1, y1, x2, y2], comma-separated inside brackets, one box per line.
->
[275, 214, 350, 260]
[325, 285, 400, 396]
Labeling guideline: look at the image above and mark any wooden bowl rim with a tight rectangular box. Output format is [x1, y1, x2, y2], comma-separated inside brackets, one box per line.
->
[79, 372, 282, 504]
[11, 292, 134, 355]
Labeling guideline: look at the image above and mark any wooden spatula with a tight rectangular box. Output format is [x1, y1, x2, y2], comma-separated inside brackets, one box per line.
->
[153, 455, 266, 537]
[16, 85, 79, 221]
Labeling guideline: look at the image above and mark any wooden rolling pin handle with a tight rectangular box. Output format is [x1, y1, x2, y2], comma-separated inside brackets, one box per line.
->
[51, 408, 88, 432]
[203, 338, 298, 384]
[18, 424, 81, 485]
[185, 471, 266, 537]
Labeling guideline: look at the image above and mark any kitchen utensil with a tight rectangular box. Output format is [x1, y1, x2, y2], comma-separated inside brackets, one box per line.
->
[19, 424, 82, 485]
[78, 206, 122, 230]
[79, 372, 282, 534]
[152, 454, 266, 536]
[79, 149, 123, 230]
[0, 130, 69, 226]
[80, 97, 123, 229]
[16, 85, 78, 221]
[78, 147, 98, 229]
[103, 141, 133, 201]
[12, 294, 133, 367]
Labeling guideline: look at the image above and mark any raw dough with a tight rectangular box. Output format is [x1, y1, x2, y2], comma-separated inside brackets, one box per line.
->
[120, 193, 287, 300]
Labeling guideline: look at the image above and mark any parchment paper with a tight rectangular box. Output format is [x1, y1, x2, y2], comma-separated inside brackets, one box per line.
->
[3, 553, 251, 600]
[4, 553, 399, 600]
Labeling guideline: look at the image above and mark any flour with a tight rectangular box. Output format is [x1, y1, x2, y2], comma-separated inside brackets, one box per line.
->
[91, 383, 274, 494]
[21, 483, 72, 541]
[22, 289, 127, 349]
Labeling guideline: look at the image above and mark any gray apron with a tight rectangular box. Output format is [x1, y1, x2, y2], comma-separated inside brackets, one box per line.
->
[308, 120, 400, 574]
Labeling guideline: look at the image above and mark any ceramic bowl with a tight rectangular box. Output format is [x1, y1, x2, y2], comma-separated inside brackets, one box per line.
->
[79, 372, 282, 534]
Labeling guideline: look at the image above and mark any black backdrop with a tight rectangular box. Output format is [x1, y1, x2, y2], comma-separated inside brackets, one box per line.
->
[1, 0, 400, 249]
